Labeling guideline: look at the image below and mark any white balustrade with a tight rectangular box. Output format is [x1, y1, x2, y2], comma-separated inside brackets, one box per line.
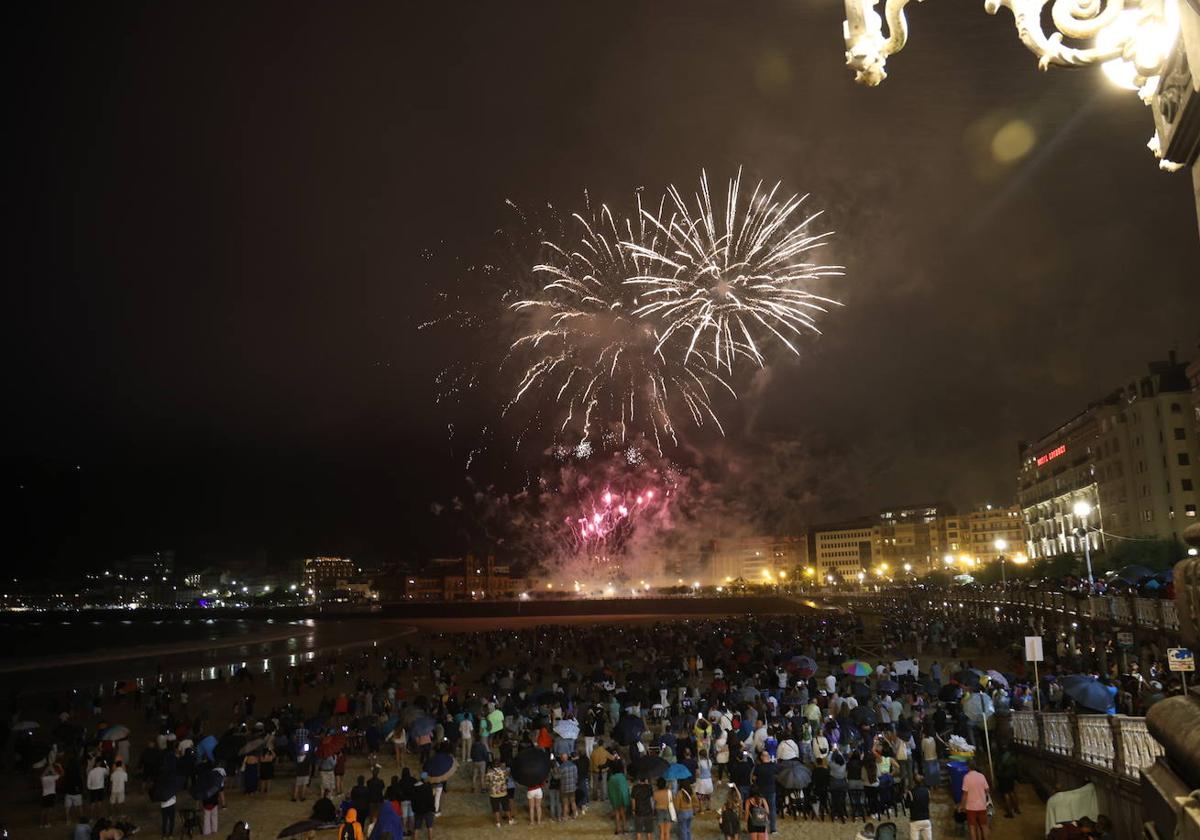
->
[1115, 716, 1165, 780]
[1161, 600, 1179, 632]
[1135, 597, 1160, 628]
[1042, 712, 1075, 757]
[1111, 598, 1133, 625]
[1076, 715, 1115, 771]
[1011, 710, 1039, 748]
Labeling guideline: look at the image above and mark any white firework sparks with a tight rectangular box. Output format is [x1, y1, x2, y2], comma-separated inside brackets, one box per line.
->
[625, 168, 843, 372]
[506, 199, 733, 452]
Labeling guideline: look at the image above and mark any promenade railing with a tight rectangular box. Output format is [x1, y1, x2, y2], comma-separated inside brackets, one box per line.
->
[1009, 709, 1164, 782]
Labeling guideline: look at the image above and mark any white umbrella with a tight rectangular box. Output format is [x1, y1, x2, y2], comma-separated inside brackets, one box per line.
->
[12, 721, 39, 732]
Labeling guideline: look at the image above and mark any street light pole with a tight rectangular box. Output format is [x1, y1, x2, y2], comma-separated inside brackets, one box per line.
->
[994, 538, 1008, 588]
[1073, 501, 1095, 586]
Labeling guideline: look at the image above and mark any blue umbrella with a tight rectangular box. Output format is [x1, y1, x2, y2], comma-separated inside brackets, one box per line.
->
[409, 716, 437, 739]
[553, 719, 580, 740]
[424, 752, 455, 778]
[663, 763, 692, 780]
[962, 693, 995, 723]
[369, 802, 404, 840]
[1062, 675, 1116, 713]
[196, 735, 218, 762]
[1112, 564, 1154, 583]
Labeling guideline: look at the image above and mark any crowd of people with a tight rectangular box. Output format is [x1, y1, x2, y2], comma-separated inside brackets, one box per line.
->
[7, 607, 1128, 839]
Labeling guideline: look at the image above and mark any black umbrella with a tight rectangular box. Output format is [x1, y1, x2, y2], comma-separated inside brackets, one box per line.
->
[277, 819, 338, 838]
[613, 714, 646, 747]
[631, 755, 669, 780]
[191, 768, 225, 801]
[954, 669, 984, 690]
[938, 684, 963, 703]
[777, 761, 812, 789]
[512, 748, 551, 787]
[851, 682, 871, 700]
[849, 706, 877, 727]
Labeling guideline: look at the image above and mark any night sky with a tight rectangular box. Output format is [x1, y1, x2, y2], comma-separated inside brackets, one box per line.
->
[6, 1, 1199, 572]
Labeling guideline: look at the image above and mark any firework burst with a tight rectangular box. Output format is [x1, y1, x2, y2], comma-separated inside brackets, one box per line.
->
[625, 168, 843, 372]
[505, 198, 733, 451]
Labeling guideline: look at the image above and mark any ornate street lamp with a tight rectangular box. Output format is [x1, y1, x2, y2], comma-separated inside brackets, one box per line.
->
[842, 0, 1200, 175]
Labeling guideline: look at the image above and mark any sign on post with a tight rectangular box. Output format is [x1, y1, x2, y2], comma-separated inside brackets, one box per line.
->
[1168, 648, 1195, 672]
[1025, 636, 1044, 662]
[1117, 631, 1135, 650]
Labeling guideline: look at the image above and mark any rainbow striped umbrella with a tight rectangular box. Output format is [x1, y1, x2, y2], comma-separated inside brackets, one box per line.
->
[842, 660, 873, 678]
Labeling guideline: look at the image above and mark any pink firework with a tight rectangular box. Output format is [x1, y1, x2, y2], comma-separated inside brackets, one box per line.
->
[568, 484, 662, 553]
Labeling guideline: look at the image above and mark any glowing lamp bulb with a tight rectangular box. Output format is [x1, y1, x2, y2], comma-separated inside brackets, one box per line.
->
[593, 513, 602, 524]
[646, 490, 654, 499]
[636, 496, 644, 504]
[603, 492, 612, 505]
[618, 505, 628, 516]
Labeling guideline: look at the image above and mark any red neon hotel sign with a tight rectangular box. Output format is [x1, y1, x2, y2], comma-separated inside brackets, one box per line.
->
[1036, 444, 1067, 467]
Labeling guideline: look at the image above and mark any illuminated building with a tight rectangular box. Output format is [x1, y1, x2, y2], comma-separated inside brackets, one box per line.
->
[303, 556, 357, 595]
[812, 520, 881, 579]
[705, 536, 807, 585]
[878, 502, 955, 574]
[966, 504, 1025, 564]
[386, 555, 517, 601]
[1019, 353, 1200, 559]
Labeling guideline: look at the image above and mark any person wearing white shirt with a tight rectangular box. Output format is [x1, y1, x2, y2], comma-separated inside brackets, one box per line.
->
[843, 695, 859, 711]
[824, 673, 837, 694]
[811, 732, 831, 766]
[776, 737, 799, 762]
[109, 761, 128, 806]
[86, 762, 108, 817]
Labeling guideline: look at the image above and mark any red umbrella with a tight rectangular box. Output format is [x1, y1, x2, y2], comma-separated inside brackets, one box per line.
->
[316, 734, 346, 758]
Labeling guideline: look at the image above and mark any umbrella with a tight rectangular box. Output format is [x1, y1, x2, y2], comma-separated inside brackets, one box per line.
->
[878, 680, 900, 694]
[842, 661, 873, 678]
[790, 655, 817, 676]
[985, 670, 1009, 689]
[191, 768, 226, 800]
[369, 801, 404, 840]
[315, 733, 346, 758]
[424, 752, 457, 783]
[962, 693, 995, 723]
[553, 719, 580, 740]
[663, 763, 692, 780]
[277, 820, 335, 838]
[1112, 564, 1155, 583]
[239, 736, 267, 756]
[938, 684, 963, 703]
[511, 747, 551, 787]
[11, 721, 39, 732]
[196, 735, 218, 762]
[738, 686, 760, 702]
[849, 706, 877, 727]
[1156, 569, 1175, 583]
[409, 716, 437, 739]
[400, 706, 423, 726]
[612, 714, 646, 747]
[99, 724, 129, 741]
[954, 669, 985, 690]
[1062, 675, 1116, 713]
[777, 761, 812, 789]
[851, 682, 871, 700]
[631, 755, 669, 780]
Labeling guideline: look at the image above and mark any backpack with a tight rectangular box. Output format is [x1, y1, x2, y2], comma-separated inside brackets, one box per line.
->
[338, 822, 358, 840]
[748, 801, 768, 825]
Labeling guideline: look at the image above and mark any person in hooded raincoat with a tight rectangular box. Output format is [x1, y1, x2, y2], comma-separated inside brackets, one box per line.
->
[339, 808, 365, 840]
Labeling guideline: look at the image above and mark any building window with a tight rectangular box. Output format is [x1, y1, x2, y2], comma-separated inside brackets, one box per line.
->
[1181, 453, 1192, 467]
[1175, 428, 1187, 441]
[1185, 479, 1195, 492]
[1187, 505, 1196, 517]
[1170, 403, 1182, 413]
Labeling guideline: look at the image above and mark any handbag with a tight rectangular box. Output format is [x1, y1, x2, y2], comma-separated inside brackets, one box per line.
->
[668, 798, 677, 822]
